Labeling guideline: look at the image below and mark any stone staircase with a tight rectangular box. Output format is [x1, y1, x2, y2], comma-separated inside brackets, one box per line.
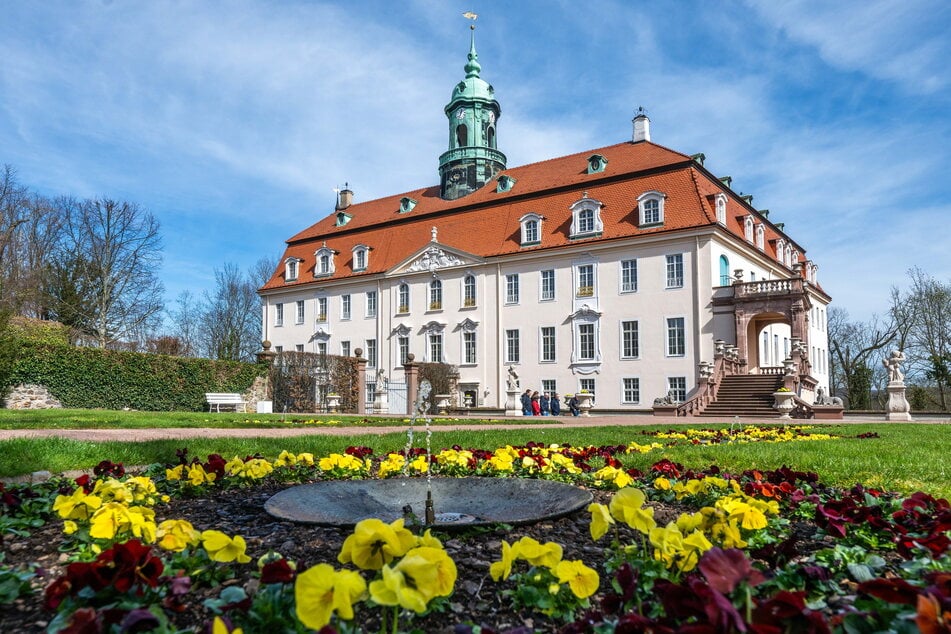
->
[698, 374, 783, 418]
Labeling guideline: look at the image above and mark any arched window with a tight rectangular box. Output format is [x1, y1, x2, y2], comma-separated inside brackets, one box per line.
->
[487, 126, 495, 148]
[429, 279, 443, 310]
[637, 191, 666, 226]
[398, 283, 410, 314]
[715, 194, 727, 224]
[744, 216, 755, 242]
[456, 124, 468, 148]
[569, 196, 604, 238]
[463, 274, 476, 307]
[755, 224, 765, 249]
[579, 209, 595, 233]
[719, 255, 730, 286]
[519, 213, 544, 245]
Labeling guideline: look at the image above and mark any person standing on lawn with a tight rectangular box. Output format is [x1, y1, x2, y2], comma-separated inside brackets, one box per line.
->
[531, 391, 541, 415]
[521, 389, 532, 416]
[551, 393, 561, 416]
[540, 392, 550, 416]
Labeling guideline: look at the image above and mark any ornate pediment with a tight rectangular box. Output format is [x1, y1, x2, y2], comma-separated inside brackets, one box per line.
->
[392, 323, 412, 337]
[390, 240, 483, 276]
[309, 327, 331, 342]
[457, 318, 479, 332]
[569, 304, 602, 321]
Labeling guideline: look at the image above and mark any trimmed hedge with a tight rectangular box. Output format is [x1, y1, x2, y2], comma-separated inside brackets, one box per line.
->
[7, 340, 266, 411]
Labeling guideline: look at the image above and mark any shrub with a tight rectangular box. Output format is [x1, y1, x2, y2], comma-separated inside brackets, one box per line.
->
[7, 340, 265, 411]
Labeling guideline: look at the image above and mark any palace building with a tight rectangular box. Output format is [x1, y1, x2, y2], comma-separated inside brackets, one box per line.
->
[259, 30, 831, 415]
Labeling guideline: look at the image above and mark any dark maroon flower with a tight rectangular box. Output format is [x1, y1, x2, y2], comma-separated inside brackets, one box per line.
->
[261, 558, 296, 584]
[858, 577, 920, 605]
[699, 548, 765, 594]
[44, 577, 73, 610]
[118, 608, 160, 632]
[752, 591, 831, 634]
[59, 607, 101, 634]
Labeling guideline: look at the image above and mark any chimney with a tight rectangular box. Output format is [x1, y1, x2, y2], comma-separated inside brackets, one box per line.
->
[336, 183, 353, 210]
[632, 107, 651, 143]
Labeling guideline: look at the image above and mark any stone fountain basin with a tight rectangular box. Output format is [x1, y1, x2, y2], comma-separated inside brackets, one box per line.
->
[264, 477, 593, 528]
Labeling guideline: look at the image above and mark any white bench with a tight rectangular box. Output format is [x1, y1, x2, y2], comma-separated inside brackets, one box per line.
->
[205, 393, 248, 413]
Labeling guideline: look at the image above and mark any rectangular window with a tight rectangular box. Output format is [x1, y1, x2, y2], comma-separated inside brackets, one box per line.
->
[579, 323, 595, 360]
[341, 341, 351, 357]
[540, 269, 555, 301]
[316, 297, 327, 322]
[295, 344, 304, 352]
[542, 379, 556, 395]
[398, 285, 410, 313]
[398, 336, 409, 365]
[621, 320, 639, 358]
[666, 254, 684, 288]
[275, 345, 283, 353]
[463, 277, 477, 307]
[666, 317, 686, 356]
[366, 291, 377, 317]
[429, 333, 443, 363]
[505, 329, 520, 363]
[621, 259, 638, 293]
[463, 332, 477, 364]
[316, 342, 327, 356]
[668, 377, 687, 402]
[622, 378, 640, 404]
[366, 339, 377, 367]
[296, 300, 305, 324]
[355, 249, 365, 270]
[505, 274, 519, 304]
[579, 378, 595, 396]
[341, 294, 351, 320]
[540, 326, 556, 362]
[577, 264, 594, 297]
[275, 303, 284, 327]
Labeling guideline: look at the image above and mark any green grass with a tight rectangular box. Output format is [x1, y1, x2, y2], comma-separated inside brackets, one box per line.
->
[0, 408, 555, 429]
[0, 419, 948, 499]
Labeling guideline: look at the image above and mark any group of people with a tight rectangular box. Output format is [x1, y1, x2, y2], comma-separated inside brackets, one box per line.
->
[520, 389, 580, 416]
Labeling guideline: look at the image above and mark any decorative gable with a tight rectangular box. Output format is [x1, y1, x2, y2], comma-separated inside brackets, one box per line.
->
[390, 231, 484, 276]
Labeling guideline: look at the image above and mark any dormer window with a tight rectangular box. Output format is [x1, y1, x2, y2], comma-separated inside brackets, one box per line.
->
[743, 216, 755, 242]
[496, 174, 516, 193]
[810, 263, 818, 283]
[755, 224, 765, 249]
[715, 193, 727, 224]
[335, 211, 352, 227]
[775, 238, 786, 264]
[314, 244, 336, 278]
[284, 257, 301, 282]
[587, 154, 608, 174]
[399, 197, 417, 213]
[637, 191, 666, 226]
[791, 249, 800, 266]
[519, 213, 543, 246]
[785, 244, 793, 267]
[352, 245, 369, 272]
[569, 196, 604, 239]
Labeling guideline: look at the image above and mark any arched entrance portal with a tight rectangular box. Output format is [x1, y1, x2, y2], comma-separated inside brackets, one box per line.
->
[726, 279, 812, 371]
[746, 313, 792, 373]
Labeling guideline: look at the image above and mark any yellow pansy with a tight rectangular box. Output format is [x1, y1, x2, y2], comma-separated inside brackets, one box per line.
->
[338, 518, 416, 570]
[587, 502, 615, 541]
[201, 530, 252, 563]
[157, 519, 201, 552]
[53, 488, 102, 521]
[165, 464, 184, 481]
[555, 559, 600, 599]
[295, 563, 366, 630]
[609, 487, 656, 535]
[211, 615, 243, 634]
[514, 536, 562, 569]
[369, 546, 456, 613]
[489, 540, 517, 581]
[63, 520, 78, 535]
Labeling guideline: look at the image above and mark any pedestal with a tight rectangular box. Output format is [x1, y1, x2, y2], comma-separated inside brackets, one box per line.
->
[576, 393, 594, 417]
[435, 394, 451, 415]
[373, 390, 389, 415]
[505, 389, 521, 416]
[773, 392, 795, 420]
[256, 400, 273, 414]
[326, 394, 341, 414]
[885, 382, 912, 421]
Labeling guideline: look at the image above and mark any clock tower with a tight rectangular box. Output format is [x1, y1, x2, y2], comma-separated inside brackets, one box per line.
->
[438, 26, 506, 200]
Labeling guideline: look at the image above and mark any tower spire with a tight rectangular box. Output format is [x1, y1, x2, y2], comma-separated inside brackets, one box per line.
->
[465, 25, 481, 78]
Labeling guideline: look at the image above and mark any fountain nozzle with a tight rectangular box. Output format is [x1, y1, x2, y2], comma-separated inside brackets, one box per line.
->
[425, 490, 435, 525]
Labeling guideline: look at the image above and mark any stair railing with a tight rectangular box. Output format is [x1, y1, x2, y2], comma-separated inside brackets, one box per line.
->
[675, 340, 743, 416]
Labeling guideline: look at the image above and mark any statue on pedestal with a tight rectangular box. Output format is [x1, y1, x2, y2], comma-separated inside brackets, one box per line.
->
[506, 365, 520, 391]
[883, 350, 905, 384]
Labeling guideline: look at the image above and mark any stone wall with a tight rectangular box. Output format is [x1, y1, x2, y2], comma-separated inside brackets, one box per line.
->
[242, 375, 270, 413]
[4, 384, 63, 410]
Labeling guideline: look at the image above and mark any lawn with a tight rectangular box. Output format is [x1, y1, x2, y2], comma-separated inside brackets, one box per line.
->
[0, 411, 947, 499]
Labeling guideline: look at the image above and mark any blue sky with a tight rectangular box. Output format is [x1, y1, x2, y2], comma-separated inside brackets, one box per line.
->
[2, 0, 948, 323]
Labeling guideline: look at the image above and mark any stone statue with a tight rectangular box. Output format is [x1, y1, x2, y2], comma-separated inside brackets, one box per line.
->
[815, 386, 827, 405]
[506, 365, 520, 391]
[375, 368, 388, 391]
[653, 390, 676, 406]
[883, 350, 905, 384]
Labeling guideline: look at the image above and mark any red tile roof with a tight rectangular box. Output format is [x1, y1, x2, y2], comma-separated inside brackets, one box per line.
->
[261, 140, 810, 291]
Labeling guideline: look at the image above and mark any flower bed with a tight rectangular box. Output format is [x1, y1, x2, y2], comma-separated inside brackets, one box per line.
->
[0, 426, 948, 633]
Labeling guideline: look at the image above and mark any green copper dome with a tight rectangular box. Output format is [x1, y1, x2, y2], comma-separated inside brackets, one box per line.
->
[445, 28, 498, 112]
[438, 26, 506, 201]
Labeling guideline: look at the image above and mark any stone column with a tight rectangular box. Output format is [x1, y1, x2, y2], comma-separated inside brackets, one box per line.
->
[403, 353, 419, 415]
[354, 348, 368, 415]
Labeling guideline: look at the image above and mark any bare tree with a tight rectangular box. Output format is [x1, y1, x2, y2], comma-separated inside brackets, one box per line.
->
[52, 198, 164, 347]
[198, 262, 262, 361]
[901, 268, 951, 409]
[166, 291, 201, 357]
[827, 307, 897, 409]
